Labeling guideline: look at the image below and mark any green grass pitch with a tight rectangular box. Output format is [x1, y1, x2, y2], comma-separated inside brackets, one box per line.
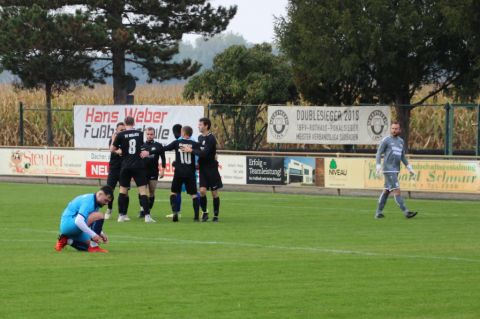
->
[0, 182, 479, 319]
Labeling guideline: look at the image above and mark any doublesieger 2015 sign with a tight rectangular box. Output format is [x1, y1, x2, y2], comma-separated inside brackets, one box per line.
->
[267, 106, 391, 145]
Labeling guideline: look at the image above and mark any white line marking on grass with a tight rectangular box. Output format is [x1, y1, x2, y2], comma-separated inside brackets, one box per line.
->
[111, 234, 480, 264]
[4, 228, 480, 264]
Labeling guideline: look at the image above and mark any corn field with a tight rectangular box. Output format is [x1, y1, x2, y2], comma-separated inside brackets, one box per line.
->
[0, 84, 478, 151]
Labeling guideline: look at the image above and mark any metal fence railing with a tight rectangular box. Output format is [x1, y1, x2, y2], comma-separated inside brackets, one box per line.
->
[16, 102, 480, 156]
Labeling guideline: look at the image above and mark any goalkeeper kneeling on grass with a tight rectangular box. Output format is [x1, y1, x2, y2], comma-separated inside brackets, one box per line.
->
[55, 186, 113, 253]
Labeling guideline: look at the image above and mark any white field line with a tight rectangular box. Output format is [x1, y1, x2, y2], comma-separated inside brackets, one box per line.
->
[153, 199, 461, 216]
[5, 228, 480, 264]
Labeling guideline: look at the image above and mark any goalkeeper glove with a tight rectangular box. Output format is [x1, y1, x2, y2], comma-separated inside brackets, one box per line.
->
[407, 164, 415, 176]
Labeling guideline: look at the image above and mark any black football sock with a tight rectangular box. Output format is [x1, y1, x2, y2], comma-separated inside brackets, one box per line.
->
[118, 193, 128, 215]
[193, 198, 200, 220]
[140, 195, 150, 215]
[149, 196, 155, 209]
[175, 193, 182, 212]
[170, 194, 177, 213]
[200, 196, 207, 212]
[213, 197, 220, 217]
[70, 240, 88, 251]
[91, 219, 104, 235]
[138, 194, 143, 211]
[108, 193, 114, 210]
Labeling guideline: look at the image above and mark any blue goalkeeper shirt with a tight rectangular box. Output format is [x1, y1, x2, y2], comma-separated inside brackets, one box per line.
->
[61, 193, 100, 221]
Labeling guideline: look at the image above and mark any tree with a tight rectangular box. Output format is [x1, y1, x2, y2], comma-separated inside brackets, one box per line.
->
[275, 0, 480, 148]
[0, 5, 105, 146]
[176, 32, 250, 72]
[183, 44, 297, 150]
[2, 0, 237, 104]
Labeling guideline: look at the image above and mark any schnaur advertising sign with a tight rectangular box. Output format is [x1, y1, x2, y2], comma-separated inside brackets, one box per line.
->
[74, 105, 204, 148]
[324, 157, 480, 194]
[246, 156, 285, 185]
[267, 106, 391, 145]
[364, 159, 480, 193]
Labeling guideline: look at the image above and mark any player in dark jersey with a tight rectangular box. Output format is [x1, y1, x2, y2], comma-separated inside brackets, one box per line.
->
[182, 117, 222, 222]
[163, 126, 199, 222]
[138, 127, 166, 218]
[110, 116, 155, 223]
[105, 122, 125, 220]
[172, 124, 184, 214]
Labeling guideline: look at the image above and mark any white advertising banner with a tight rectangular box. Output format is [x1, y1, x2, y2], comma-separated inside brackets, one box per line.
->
[267, 105, 391, 145]
[0, 148, 247, 186]
[0, 148, 86, 177]
[217, 155, 247, 185]
[74, 105, 204, 148]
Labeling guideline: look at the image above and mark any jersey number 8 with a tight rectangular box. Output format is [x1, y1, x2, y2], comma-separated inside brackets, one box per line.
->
[128, 139, 136, 155]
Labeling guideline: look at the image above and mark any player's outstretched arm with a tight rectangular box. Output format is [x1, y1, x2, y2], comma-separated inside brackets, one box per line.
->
[375, 138, 387, 174]
[191, 140, 212, 158]
[401, 149, 415, 176]
[163, 140, 178, 152]
[110, 133, 122, 152]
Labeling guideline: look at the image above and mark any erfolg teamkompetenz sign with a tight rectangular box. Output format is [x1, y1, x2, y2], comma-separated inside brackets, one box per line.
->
[74, 105, 204, 148]
[267, 106, 391, 145]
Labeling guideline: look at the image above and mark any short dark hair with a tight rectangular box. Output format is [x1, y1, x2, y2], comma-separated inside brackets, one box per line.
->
[391, 120, 401, 127]
[172, 124, 182, 139]
[116, 122, 125, 128]
[182, 125, 193, 137]
[100, 185, 113, 197]
[146, 126, 155, 132]
[124, 116, 135, 126]
[199, 117, 211, 130]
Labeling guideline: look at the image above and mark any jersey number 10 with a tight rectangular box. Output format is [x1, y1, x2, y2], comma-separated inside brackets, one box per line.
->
[179, 151, 192, 164]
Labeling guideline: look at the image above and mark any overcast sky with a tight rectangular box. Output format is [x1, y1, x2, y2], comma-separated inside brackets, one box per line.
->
[183, 0, 289, 44]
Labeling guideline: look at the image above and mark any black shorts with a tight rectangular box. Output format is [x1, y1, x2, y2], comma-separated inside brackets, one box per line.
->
[146, 169, 159, 181]
[199, 166, 223, 191]
[106, 166, 121, 188]
[119, 167, 148, 188]
[171, 175, 197, 195]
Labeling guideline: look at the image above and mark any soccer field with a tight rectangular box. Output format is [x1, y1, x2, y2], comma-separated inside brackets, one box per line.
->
[0, 182, 479, 319]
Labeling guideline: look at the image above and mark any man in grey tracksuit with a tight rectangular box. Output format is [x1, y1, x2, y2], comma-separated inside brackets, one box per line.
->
[375, 121, 418, 219]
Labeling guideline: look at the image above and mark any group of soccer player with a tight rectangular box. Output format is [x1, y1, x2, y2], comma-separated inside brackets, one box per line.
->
[55, 116, 417, 253]
[55, 116, 223, 252]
